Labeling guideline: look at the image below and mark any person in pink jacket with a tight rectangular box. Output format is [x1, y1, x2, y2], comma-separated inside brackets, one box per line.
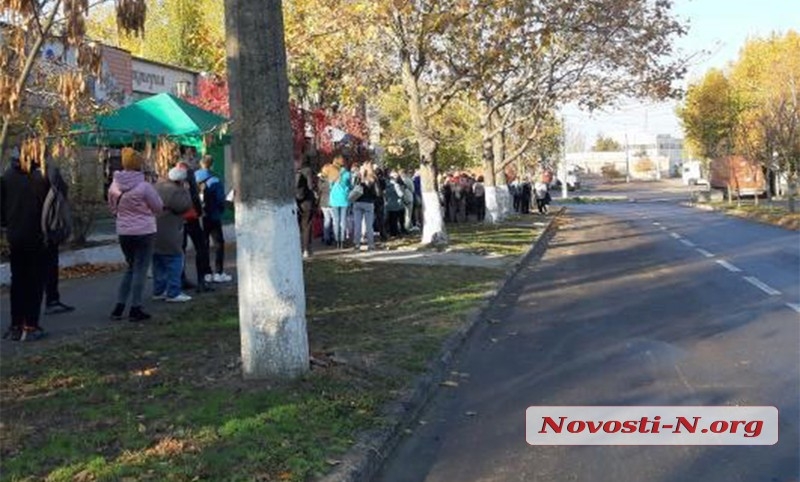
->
[107, 148, 163, 321]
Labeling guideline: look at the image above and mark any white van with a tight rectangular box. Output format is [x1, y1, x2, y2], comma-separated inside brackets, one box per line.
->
[681, 160, 707, 186]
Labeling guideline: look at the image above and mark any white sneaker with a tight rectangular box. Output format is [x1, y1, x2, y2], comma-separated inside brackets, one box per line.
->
[152, 293, 166, 301]
[166, 293, 192, 303]
[204, 274, 214, 283]
[213, 273, 232, 283]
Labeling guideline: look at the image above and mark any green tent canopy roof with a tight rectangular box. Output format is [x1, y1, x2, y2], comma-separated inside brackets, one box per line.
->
[78, 93, 228, 147]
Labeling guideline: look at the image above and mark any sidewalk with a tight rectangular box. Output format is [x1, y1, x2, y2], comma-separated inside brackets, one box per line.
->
[0, 244, 239, 358]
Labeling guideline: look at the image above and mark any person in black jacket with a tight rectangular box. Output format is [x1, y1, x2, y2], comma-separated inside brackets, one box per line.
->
[177, 150, 213, 292]
[43, 163, 75, 315]
[1, 155, 50, 341]
[295, 161, 316, 259]
[352, 163, 379, 251]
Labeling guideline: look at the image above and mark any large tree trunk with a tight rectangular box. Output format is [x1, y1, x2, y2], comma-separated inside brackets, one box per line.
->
[479, 100, 500, 223]
[492, 126, 512, 218]
[401, 54, 446, 245]
[225, 0, 309, 379]
[788, 174, 797, 213]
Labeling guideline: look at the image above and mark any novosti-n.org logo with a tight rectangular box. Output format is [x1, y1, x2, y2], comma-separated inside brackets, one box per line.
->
[526, 406, 778, 445]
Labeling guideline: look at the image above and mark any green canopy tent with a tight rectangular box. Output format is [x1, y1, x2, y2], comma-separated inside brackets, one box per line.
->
[76, 93, 233, 220]
[77, 92, 229, 151]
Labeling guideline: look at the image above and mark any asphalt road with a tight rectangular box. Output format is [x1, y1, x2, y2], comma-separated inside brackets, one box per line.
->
[378, 191, 800, 481]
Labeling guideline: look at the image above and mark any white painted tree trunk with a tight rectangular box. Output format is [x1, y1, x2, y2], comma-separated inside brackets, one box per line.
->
[225, 0, 309, 379]
[235, 201, 309, 378]
[497, 184, 512, 218]
[484, 185, 502, 223]
[421, 191, 446, 244]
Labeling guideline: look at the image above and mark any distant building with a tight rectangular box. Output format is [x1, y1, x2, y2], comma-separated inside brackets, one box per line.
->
[566, 132, 686, 179]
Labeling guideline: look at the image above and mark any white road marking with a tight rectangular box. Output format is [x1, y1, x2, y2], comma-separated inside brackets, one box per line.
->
[715, 260, 742, 272]
[742, 276, 781, 296]
[680, 239, 696, 247]
[659, 226, 668, 231]
[696, 248, 715, 258]
[670, 232, 682, 239]
[652, 222, 661, 226]
[785, 303, 800, 314]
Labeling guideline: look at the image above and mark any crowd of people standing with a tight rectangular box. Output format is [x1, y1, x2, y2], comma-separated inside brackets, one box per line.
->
[106, 147, 232, 322]
[295, 155, 423, 256]
[2, 146, 555, 338]
[1, 145, 233, 339]
[295, 157, 553, 257]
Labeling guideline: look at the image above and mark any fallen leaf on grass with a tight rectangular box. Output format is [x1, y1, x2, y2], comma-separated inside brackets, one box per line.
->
[440, 380, 459, 388]
[133, 367, 159, 377]
[61, 262, 126, 280]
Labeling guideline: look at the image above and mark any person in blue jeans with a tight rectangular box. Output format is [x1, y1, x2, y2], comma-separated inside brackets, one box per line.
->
[328, 155, 351, 249]
[351, 163, 380, 251]
[153, 166, 193, 302]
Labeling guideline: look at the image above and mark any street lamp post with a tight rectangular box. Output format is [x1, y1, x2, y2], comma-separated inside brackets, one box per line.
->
[561, 116, 568, 199]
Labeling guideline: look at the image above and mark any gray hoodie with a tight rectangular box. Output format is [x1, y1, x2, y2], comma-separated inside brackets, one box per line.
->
[154, 180, 192, 255]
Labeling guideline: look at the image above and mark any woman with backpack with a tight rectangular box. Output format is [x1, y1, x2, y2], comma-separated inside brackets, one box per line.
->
[196, 155, 232, 281]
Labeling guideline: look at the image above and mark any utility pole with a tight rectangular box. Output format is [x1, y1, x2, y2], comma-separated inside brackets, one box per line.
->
[625, 132, 631, 183]
[561, 115, 568, 199]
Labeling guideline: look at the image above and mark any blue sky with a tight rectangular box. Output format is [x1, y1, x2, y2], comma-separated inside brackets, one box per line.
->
[563, 0, 800, 149]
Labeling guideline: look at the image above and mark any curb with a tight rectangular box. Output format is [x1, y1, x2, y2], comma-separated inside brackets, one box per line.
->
[0, 225, 236, 287]
[680, 201, 715, 212]
[318, 208, 565, 482]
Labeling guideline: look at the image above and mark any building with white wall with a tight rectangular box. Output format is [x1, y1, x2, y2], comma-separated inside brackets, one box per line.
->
[566, 132, 686, 178]
[616, 132, 685, 177]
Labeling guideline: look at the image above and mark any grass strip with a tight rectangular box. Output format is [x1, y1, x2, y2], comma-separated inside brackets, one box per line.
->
[707, 202, 800, 230]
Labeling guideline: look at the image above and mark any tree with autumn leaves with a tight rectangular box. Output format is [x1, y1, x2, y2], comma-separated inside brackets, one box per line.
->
[89, 0, 690, 235]
[1, 0, 146, 160]
[678, 31, 800, 211]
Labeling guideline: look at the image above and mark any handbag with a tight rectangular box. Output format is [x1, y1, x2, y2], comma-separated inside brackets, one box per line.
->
[183, 206, 199, 222]
[347, 184, 364, 203]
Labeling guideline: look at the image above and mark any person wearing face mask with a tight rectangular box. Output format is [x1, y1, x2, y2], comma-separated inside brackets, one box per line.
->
[153, 165, 194, 303]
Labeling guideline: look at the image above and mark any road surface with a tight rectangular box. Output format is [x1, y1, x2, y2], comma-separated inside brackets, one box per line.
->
[378, 187, 800, 482]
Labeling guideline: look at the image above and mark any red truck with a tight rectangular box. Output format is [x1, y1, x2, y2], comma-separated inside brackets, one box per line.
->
[709, 155, 766, 197]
